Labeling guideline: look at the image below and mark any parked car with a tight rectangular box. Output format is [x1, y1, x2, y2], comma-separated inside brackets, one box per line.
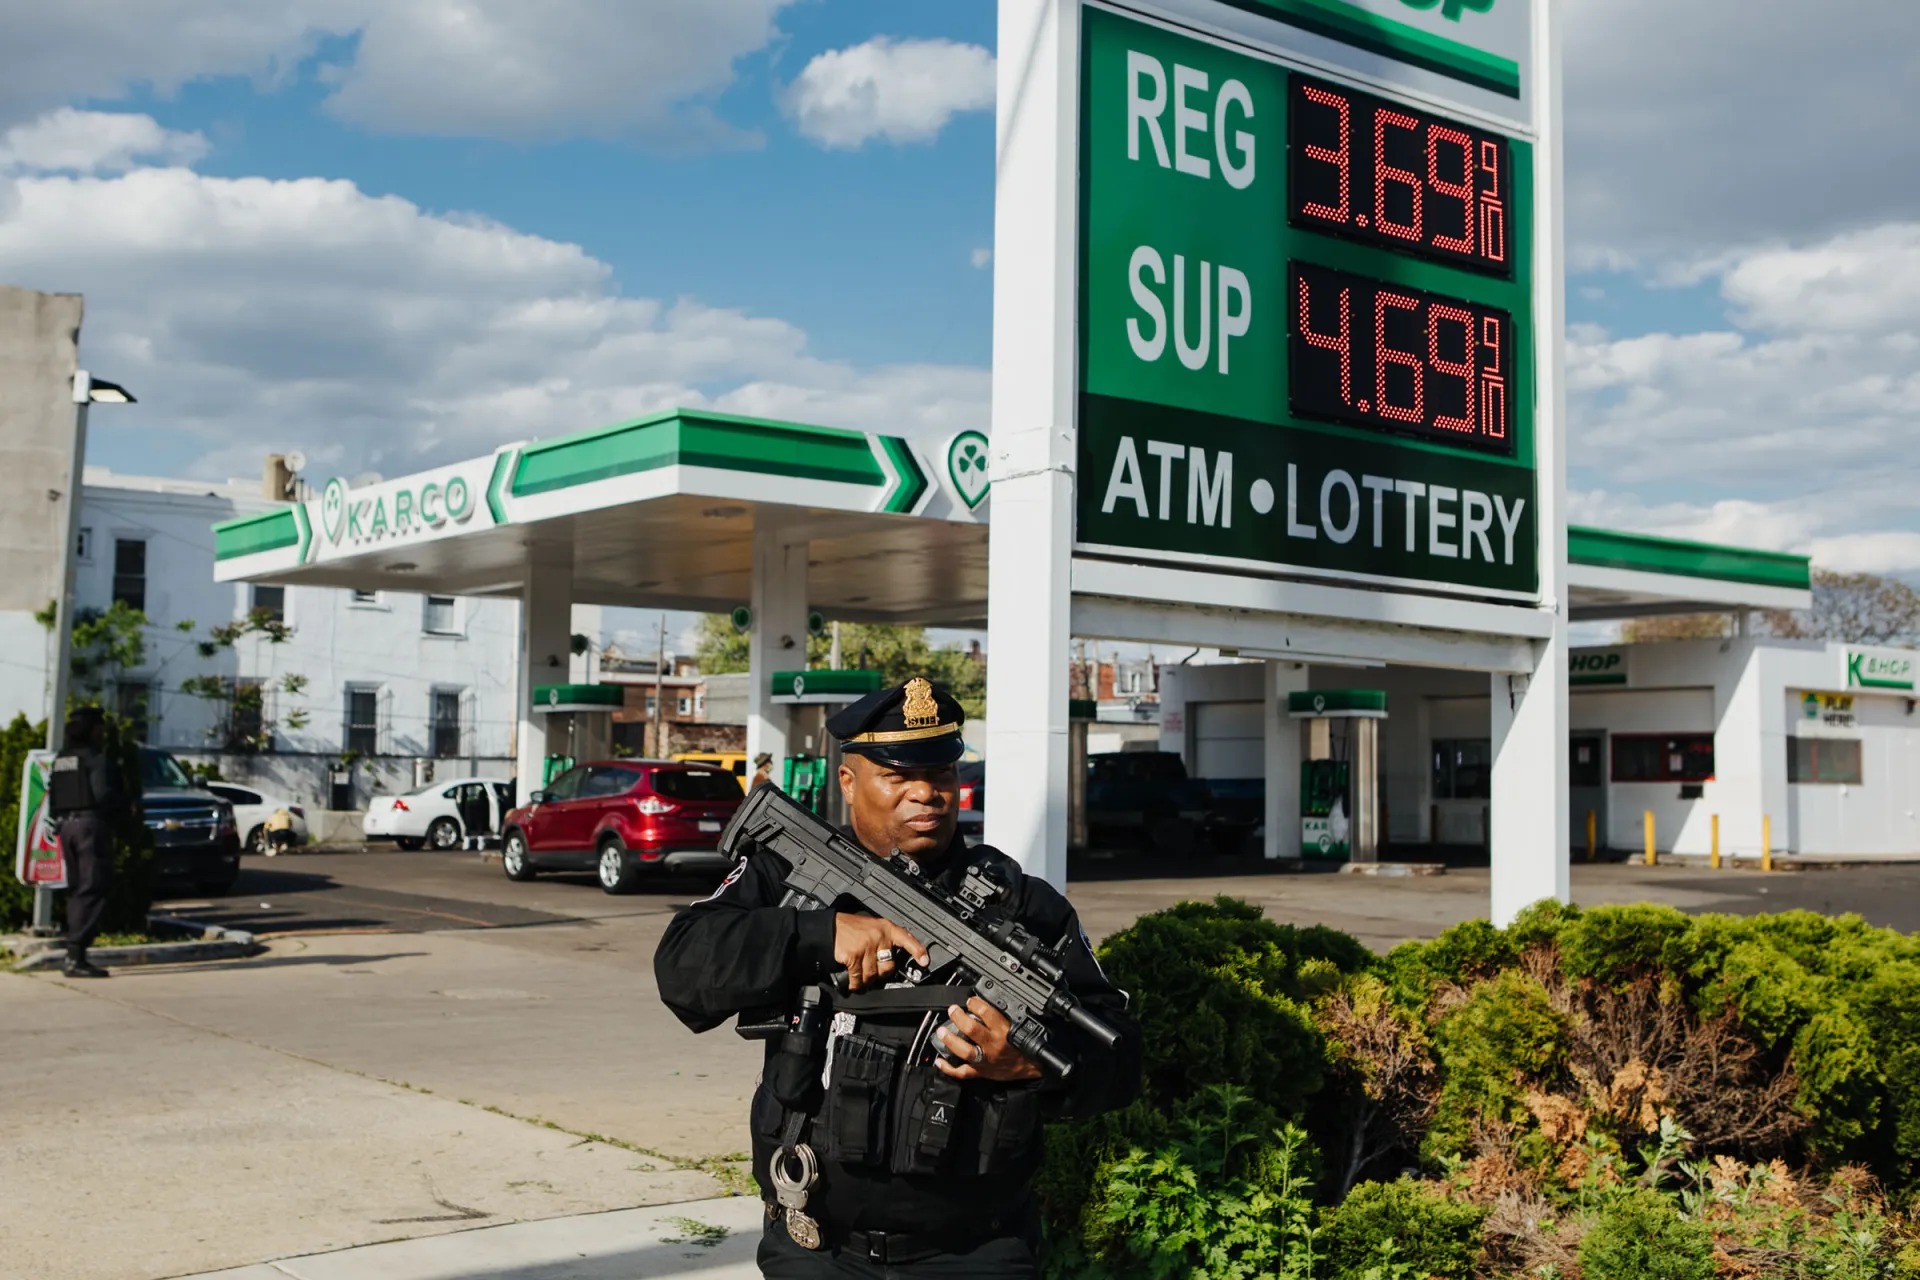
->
[364, 777, 515, 851]
[205, 783, 310, 855]
[1085, 751, 1210, 856]
[139, 747, 241, 895]
[501, 760, 744, 893]
[956, 760, 985, 843]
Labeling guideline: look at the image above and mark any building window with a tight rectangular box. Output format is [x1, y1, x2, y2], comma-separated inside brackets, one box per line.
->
[116, 680, 151, 743]
[350, 589, 379, 605]
[345, 687, 380, 755]
[695, 692, 706, 715]
[250, 584, 285, 623]
[1788, 737, 1862, 785]
[1612, 734, 1715, 783]
[112, 538, 147, 612]
[76, 527, 92, 562]
[432, 689, 463, 758]
[231, 680, 265, 750]
[423, 595, 458, 635]
[676, 695, 691, 716]
[1432, 739, 1492, 800]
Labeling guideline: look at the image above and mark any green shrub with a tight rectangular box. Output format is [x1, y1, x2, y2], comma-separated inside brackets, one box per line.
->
[1425, 968, 1566, 1161]
[1577, 1188, 1715, 1280]
[0, 713, 41, 928]
[1316, 1179, 1485, 1280]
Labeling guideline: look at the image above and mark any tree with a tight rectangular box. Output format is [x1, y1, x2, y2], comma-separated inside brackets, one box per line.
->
[693, 616, 986, 719]
[1763, 568, 1920, 645]
[176, 608, 310, 753]
[1620, 614, 1732, 643]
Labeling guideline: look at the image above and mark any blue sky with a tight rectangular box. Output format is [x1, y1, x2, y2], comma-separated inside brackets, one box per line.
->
[0, 0, 1916, 616]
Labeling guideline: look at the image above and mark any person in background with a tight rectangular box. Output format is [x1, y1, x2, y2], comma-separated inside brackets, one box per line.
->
[48, 707, 127, 979]
[263, 806, 295, 856]
[751, 751, 775, 790]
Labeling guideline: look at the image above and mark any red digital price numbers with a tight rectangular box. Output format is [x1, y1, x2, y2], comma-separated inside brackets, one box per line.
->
[1289, 74, 1511, 278]
[1289, 262, 1512, 455]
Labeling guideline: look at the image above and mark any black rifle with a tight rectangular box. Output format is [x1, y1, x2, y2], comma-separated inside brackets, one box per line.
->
[719, 784, 1122, 1079]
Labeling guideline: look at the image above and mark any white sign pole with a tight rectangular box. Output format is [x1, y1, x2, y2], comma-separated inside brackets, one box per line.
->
[1489, 0, 1569, 924]
[984, 0, 1081, 888]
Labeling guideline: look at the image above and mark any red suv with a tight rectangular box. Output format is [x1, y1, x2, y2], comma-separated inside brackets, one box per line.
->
[500, 760, 744, 893]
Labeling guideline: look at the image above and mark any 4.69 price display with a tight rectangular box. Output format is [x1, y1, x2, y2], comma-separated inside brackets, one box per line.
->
[1289, 262, 1512, 456]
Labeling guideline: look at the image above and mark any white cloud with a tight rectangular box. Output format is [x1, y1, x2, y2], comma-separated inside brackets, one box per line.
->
[0, 0, 793, 144]
[0, 108, 208, 174]
[0, 139, 986, 481]
[970, 247, 992, 270]
[1569, 222, 1920, 574]
[785, 37, 995, 149]
[1564, 0, 1920, 267]
[321, 0, 792, 143]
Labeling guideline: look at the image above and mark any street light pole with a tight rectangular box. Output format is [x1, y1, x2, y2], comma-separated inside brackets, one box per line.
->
[35, 371, 135, 935]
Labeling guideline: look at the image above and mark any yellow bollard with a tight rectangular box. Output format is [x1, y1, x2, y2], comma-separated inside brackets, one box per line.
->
[1762, 814, 1772, 872]
[1711, 814, 1721, 870]
[1586, 809, 1596, 862]
[1644, 809, 1656, 866]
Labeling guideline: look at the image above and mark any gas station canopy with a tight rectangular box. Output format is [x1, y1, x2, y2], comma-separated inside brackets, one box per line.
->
[214, 405, 1809, 626]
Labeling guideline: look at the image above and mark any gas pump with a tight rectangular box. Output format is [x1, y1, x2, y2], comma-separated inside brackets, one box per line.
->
[1286, 690, 1388, 862]
[531, 684, 621, 784]
[770, 668, 886, 824]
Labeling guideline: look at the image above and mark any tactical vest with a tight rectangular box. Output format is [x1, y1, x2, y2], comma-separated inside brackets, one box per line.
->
[761, 980, 1044, 1178]
[47, 752, 98, 817]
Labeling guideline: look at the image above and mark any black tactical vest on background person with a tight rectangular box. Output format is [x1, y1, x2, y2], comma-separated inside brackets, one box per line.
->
[48, 751, 100, 817]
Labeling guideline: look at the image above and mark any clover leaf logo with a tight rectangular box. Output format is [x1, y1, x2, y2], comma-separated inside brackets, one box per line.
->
[946, 430, 991, 509]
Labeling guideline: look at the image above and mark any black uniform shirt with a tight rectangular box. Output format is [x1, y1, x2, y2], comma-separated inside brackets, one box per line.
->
[654, 831, 1141, 1237]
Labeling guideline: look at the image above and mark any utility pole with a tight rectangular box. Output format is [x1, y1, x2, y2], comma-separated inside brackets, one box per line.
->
[653, 613, 669, 758]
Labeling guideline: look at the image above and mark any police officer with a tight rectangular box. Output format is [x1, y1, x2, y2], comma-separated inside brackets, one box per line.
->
[50, 706, 126, 979]
[655, 678, 1140, 1276]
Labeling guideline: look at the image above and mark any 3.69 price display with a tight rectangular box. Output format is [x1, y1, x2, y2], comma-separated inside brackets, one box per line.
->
[1289, 74, 1511, 278]
[1289, 262, 1512, 456]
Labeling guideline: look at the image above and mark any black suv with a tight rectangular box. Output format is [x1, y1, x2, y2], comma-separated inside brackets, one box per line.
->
[140, 748, 241, 895]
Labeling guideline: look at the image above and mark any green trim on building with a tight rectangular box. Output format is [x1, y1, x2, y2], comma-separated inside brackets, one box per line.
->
[531, 683, 624, 712]
[213, 509, 302, 561]
[510, 408, 887, 499]
[486, 448, 517, 526]
[1287, 689, 1389, 716]
[1568, 526, 1812, 591]
[771, 669, 886, 699]
[877, 436, 929, 514]
[1219, 0, 1521, 97]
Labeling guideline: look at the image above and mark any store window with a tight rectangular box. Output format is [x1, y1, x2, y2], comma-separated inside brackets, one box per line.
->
[423, 595, 458, 635]
[345, 687, 380, 755]
[1788, 737, 1862, 785]
[112, 538, 147, 612]
[1432, 739, 1492, 800]
[250, 584, 285, 623]
[1612, 734, 1715, 783]
[432, 689, 463, 758]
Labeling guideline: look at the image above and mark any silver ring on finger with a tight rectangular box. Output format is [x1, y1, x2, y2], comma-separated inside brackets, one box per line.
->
[972, 1042, 985, 1065]
[875, 948, 892, 962]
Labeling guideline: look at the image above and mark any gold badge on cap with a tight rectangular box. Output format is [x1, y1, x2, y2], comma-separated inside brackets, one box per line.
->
[902, 677, 939, 729]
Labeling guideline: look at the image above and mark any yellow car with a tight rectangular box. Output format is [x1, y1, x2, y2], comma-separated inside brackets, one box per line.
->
[670, 751, 748, 781]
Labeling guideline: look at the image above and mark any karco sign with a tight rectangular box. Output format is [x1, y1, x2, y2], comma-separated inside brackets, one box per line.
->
[318, 463, 486, 551]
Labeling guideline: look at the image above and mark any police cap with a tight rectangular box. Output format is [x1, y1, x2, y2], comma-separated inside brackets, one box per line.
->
[826, 677, 967, 769]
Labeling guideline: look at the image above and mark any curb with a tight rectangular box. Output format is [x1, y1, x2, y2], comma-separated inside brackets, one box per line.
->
[1340, 861, 1447, 877]
[6, 916, 263, 972]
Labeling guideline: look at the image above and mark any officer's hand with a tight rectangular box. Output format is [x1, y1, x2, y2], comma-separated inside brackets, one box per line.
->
[935, 996, 1043, 1083]
[833, 913, 930, 991]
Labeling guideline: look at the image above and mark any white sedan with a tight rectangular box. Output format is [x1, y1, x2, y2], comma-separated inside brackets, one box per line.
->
[364, 777, 516, 851]
[206, 783, 311, 855]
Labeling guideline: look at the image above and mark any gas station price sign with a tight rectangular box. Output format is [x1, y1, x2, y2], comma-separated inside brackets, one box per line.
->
[1076, 4, 1540, 599]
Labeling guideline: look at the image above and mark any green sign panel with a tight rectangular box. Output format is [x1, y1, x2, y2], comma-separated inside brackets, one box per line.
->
[1075, 6, 1538, 599]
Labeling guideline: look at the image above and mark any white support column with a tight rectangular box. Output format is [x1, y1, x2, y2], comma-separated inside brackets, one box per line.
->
[514, 540, 573, 805]
[984, 0, 1080, 889]
[747, 517, 808, 777]
[1490, 0, 1570, 926]
[1263, 662, 1308, 860]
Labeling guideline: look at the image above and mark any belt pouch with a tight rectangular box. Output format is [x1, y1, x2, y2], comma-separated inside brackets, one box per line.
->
[975, 1084, 1043, 1175]
[820, 1033, 896, 1166]
[894, 1067, 966, 1175]
[766, 1030, 821, 1112]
